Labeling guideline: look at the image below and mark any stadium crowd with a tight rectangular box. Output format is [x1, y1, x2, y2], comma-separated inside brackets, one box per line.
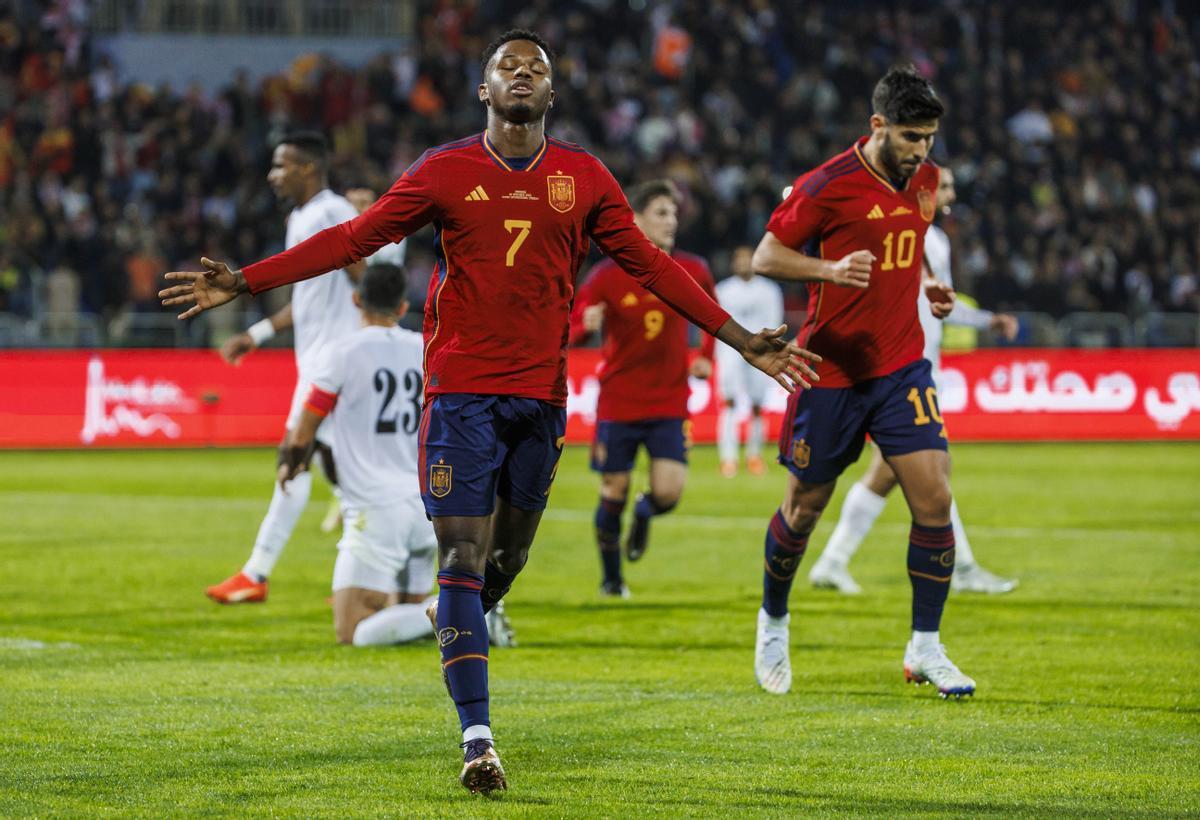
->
[1, 0, 1198, 332]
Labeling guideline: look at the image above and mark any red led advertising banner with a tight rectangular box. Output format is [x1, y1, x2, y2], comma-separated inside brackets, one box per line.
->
[1, 348, 1198, 448]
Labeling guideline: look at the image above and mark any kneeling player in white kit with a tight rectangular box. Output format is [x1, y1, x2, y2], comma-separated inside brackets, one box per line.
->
[807, 166, 1020, 595]
[278, 264, 436, 645]
[715, 245, 785, 477]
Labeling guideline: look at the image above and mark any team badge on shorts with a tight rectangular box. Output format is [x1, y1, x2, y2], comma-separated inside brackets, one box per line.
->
[430, 460, 453, 498]
[918, 189, 935, 222]
[547, 174, 576, 213]
[792, 438, 811, 469]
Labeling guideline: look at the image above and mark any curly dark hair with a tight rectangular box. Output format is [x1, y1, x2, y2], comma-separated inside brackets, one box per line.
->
[871, 65, 945, 124]
[480, 28, 555, 76]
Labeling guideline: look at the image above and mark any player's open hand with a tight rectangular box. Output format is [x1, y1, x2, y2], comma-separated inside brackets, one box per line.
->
[159, 257, 247, 320]
[741, 324, 821, 393]
[689, 356, 713, 379]
[829, 250, 874, 289]
[924, 279, 956, 319]
[220, 332, 256, 366]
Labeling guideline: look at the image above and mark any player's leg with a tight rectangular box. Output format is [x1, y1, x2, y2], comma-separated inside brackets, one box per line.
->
[419, 394, 508, 792]
[596, 472, 631, 596]
[871, 360, 973, 697]
[626, 419, 689, 563]
[313, 441, 343, 534]
[484, 397, 566, 608]
[756, 385, 863, 694]
[717, 400, 740, 477]
[743, 361, 772, 475]
[716, 347, 743, 477]
[808, 445, 897, 594]
[589, 422, 636, 596]
[348, 500, 438, 646]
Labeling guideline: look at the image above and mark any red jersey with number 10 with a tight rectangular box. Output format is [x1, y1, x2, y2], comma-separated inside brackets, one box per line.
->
[570, 252, 716, 422]
[241, 133, 730, 406]
[767, 137, 939, 388]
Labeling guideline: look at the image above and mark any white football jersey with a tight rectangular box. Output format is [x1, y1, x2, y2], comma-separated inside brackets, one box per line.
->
[920, 223, 994, 369]
[309, 325, 425, 509]
[715, 275, 785, 335]
[287, 189, 362, 377]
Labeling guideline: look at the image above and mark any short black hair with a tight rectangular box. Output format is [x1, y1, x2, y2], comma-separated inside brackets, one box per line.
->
[278, 131, 328, 170]
[480, 28, 555, 75]
[357, 264, 408, 315]
[628, 179, 680, 214]
[871, 65, 944, 124]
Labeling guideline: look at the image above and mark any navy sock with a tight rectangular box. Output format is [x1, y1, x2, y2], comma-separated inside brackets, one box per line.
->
[634, 494, 675, 521]
[595, 497, 625, 584]
[908, 522, 956, 631]
[762, 509, 808, 617]
[436, 569, 490, 732]
[481, 561, 519, 614]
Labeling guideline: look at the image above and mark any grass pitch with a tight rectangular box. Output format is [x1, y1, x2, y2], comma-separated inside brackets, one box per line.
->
[1, 443, 1197, 817]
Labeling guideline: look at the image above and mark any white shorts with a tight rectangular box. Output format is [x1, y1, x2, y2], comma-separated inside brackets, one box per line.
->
[287, 376, 333, 446]
[331, 496, 437, 595]
[716, 348, 773, 409]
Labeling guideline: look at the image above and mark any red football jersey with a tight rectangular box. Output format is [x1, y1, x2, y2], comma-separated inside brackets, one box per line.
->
[571, 251, 716, 422]
[242, 133, 730, 405]
[767, 137, 939, 388]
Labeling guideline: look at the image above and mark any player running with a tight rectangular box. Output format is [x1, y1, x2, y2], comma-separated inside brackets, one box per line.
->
[807, 166, 1020, 595]
[161, 30, 819, 795]
[570, 179, 715, 597]
[715, 245, 785, 478]
[206, 132, 363, 604]
[749, 66, 977, 699]
[278, 264, 437, 646]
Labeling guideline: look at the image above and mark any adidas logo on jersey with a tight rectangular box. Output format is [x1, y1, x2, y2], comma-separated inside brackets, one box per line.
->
[464, 185, 490, 201]
[867, 204, 885, 220]
[889, 205, 913, 216]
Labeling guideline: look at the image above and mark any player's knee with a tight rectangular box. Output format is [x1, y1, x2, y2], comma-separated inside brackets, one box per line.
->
[911, 487, 953, 526]
[333, 613, 357, 645]
[650, 489, 681, 512]
[489, 544, 529, 575]
[439, 539, 488, 574]
[780, 486, 831, 534]
[600, 473, 630, 501]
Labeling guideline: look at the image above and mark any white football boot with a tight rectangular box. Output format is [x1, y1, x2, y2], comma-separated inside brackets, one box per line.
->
[754, 609, 792, 695]
[952, 562, 1018, 594]
[807, 555, 862, 595]
[903, 641, 976, 699]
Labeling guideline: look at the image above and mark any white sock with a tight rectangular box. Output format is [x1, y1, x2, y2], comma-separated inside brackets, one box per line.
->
[242, 471, 313, 580]
[747, 415, 765, 458]
[463, 724, 493, 744]
[816, 482, 887, 565]
[949, 500, 975, 567]
[717, 407, 739, 463]
[352, 603, 435, 646]
[912, 630, 940, 655]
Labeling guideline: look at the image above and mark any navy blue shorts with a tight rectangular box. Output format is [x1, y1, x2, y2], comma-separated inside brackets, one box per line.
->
[590, 418, 691, 473]
[418, 394, 567, 517]
[777, 359, 948, 484]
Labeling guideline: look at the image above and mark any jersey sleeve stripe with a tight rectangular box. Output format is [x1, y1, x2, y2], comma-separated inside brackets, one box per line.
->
[798, 161, 860, 198]
[304, 386, 338, 418]
[546, 136, 588, 153]
[403, 134, 480, 176]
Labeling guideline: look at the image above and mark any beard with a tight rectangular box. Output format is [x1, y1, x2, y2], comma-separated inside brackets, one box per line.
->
[505, 100, 535, 122]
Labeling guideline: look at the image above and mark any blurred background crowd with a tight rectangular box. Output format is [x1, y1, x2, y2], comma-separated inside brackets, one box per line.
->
[1, 0, 1197, 344]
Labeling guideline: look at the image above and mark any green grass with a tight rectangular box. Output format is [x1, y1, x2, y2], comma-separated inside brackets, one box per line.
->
[1, 443, 1198, 817]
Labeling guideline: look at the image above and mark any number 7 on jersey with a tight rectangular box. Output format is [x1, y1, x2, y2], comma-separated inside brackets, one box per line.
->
[504, 220, 532, 267]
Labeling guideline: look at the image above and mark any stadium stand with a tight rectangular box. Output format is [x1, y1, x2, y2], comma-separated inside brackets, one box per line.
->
[0, 0, 1196, 346]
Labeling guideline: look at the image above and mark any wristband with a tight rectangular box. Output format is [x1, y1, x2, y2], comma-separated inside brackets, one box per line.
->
[247, 318, 275, 346]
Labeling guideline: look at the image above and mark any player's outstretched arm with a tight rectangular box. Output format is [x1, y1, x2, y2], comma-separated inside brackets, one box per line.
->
[752, 232, 873, 288]
[716, 320, 821, 393]
[159, 257, 248, 320]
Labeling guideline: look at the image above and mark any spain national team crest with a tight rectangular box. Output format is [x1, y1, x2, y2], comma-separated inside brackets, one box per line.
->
[547, 173, 575, 213]
[918, 189, 936, 222]
[430, 461, 452, 498]
[792, 438, 811, 469]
